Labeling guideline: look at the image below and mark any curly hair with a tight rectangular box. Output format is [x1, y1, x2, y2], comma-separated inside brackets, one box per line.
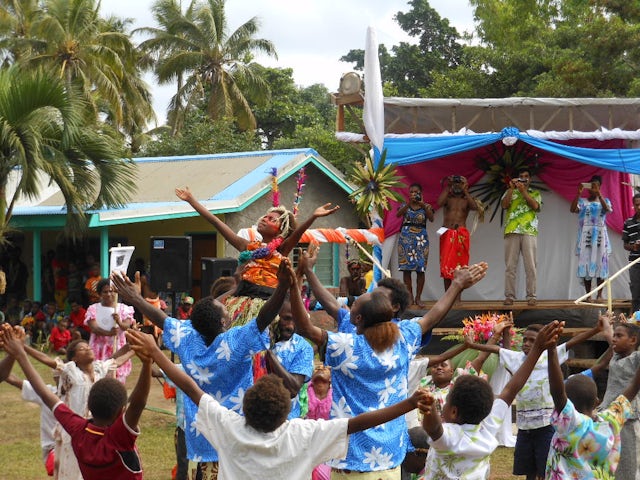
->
[95, 278, 111, 296]
[376, 277, 411, 315]
[243, 374, 291, 432]
[266, 206, 297, 239]
[88, 378, 128, 422]
[190, 297, 225, 346]
[448, 375, 493, 424]
[565, 375, 598, 414]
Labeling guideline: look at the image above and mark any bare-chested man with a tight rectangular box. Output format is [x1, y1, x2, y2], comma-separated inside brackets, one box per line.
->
[436, 175, 479, 294]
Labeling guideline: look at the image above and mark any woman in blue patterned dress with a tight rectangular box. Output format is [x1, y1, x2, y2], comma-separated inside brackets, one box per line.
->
[396, 183, 434, 308]
[570, 175, 612, 300]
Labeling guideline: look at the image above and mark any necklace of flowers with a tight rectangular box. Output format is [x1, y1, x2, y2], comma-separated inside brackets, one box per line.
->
[238, 237, 284, 264]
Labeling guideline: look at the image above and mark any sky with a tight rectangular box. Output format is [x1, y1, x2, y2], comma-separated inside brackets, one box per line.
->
[101, 0, 476, 124]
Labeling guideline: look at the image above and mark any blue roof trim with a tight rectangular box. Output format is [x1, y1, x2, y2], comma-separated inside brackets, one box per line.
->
[133, 148, 311, 164]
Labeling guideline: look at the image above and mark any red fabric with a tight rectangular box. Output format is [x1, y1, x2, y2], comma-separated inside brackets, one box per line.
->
[252, 351, 270, 382]
[54, 402, 142, 479]
[383, 139, 633, 236]
[49, 326, 71, 351]
[439, 226, 470, 279]
[45, 448, 55, 476]
[69, 307, 90, 332]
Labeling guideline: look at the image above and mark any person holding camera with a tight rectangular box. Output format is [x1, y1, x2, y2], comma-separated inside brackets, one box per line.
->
[570, 175, 612, 300]
[501, 168, 542, 306]
[396, 183, 434, 309]
[437, 175, 479, 299]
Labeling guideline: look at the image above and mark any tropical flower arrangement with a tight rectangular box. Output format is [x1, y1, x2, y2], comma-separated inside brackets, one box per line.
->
[349, 148, 406, 221]
[443, 311, 522, 349]
[470, 142, 547, 225]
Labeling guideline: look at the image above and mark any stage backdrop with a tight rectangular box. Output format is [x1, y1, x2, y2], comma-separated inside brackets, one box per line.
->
[381, 139, 635, 302]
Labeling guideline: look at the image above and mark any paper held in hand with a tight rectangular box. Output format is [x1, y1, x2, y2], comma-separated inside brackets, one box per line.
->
[109, 245, 135, 277]
[95, 304, 116, 331]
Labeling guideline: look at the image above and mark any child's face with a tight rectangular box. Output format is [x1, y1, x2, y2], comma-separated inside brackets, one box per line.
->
[257, 211, 281, 237]
[312, 377, 330, 397]
[522, 329, 538, 355]
[99, 284, 115, 304]
[612, 326, 637, 355]
[46, 304, 56, 315]
[59, 319, 68, 330]
[73, 342, 94, 364]
[430, 360, 454, 387]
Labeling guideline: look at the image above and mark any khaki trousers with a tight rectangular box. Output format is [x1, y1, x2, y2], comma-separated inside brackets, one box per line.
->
[504, 233, 537, 300]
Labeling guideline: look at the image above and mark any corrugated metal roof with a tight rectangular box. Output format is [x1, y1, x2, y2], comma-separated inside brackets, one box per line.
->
[11, 148, 353, 226]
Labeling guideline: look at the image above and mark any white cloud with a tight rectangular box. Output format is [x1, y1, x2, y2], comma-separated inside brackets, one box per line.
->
[100, 0, 474, 122]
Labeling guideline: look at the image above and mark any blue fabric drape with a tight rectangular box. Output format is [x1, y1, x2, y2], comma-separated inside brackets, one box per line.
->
[381, 128, 640, 174]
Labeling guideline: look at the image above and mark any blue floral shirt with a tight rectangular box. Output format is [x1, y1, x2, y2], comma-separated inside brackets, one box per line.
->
[325, 320, 422, 471]
[273, 333, 314, 419]
[163, 317, 268, 462]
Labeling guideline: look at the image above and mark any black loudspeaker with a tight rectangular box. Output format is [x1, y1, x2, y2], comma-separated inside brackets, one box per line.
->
[150, 236, 192, 292]
[201, 257, 238, 297]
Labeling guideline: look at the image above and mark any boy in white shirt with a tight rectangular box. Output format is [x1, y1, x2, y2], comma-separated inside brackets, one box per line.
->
[419, 321, 563, 479]
[125, 328, 430, 480]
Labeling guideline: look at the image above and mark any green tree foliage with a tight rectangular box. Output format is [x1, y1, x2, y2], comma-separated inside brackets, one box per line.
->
[0, 67, 135, 240]
[137, 112, 260, 157]
[137, 0, 277, 133]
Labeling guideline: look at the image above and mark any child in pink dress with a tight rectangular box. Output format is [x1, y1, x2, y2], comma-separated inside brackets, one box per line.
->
[306, 366, 333, 480]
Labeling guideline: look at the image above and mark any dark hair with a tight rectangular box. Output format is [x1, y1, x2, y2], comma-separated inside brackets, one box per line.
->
[210, 276, 237, 298]
[190, 296, 224, 346]
[633, 193, 640, 202]
[409, 183, 422, 192]
[614, 322, 640, 341]
[376, 277, 410, 315]
[243, 374, 290, 432]
[68, 295, 83, 306]
[589, 175, 602, 185]
[448, 375, 494, 424]
[96, 278, 110, 295]
[88, 378, 128, 422]
[525, 323, 544, 333]
[66, 339, 88, 362]
[517, 167, 531, 176]
[361, 291, 393, 328]
[565, 375, 598, 414]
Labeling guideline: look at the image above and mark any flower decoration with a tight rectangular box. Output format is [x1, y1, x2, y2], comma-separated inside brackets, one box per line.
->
[349, 148, 406, 221]
[269, 167, 279, 207]
[292, 167, 306, 217]
[470, 142, 548, 225]
[442, 311, 522, 349]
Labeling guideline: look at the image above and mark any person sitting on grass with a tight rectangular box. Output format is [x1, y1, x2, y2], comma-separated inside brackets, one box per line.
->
[545, 322, 640, 479]
[125, 328, 430, 480]
[419, 321, 563, 479]
[0, 323, 151, 480]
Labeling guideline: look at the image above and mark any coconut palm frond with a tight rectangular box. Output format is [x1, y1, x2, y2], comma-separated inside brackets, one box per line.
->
[469, 143, 548, 225]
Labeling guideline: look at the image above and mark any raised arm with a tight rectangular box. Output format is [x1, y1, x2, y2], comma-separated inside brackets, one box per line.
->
[126, 329, 205, 406]
[590, 346, 613, 378]
[24, 343, 58, 369]
[288, 260, 326, 347]
[176, 186, 248, 252]
[111, 271, 168, 330]
[348, 388, 429, 434]
[280, 204, 340, 256]
[548, 342, 567, 413]
[0, 325, 60, 410]
[124, 352, 152, 431]
[426, 341, 469, 367]
[255, 259, 293, 332]
[0, 353, 15, 382]
[499, 321, 563, 405]
[564, 315, 603, 350]
[420, 392, 444, 441]
[264, 350, 305, 398]
[298, 246, 340, 318]
[417, 262, 488, 334]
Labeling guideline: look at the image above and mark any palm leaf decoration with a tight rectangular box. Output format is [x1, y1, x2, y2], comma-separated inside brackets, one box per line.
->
[470, 143, 548, 225]
[349, 149, 406, 220]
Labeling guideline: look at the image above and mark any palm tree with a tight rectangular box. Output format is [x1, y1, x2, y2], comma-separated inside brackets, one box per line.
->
[0, 66, 137, 240]
[138, 0, 277, 132]
[23, 0, 154, 135]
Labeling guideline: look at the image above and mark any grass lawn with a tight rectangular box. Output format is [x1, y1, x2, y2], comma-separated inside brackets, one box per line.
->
[0, 354, 518, 479]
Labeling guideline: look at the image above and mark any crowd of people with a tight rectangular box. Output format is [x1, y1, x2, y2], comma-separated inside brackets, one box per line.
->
[1, 178, 640, 480]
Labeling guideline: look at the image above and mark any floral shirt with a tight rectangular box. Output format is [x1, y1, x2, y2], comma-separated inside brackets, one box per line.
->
[419, 362, 484, 415]
[546, 395, 631, 480]
[499, 344, 568, 430]
[272, 333, 314, 419]
[162, 317, 268, 462]
[325, 320, 422, 471]
[503, 188, 542, 236]
[423, 399, 509, 479]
